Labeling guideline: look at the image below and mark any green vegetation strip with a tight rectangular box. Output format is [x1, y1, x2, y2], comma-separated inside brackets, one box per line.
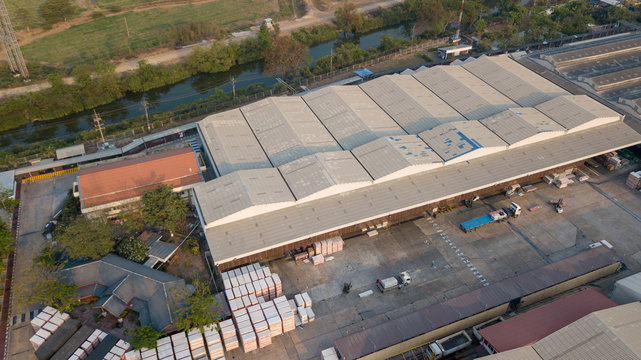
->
[22, 0, 275, 66]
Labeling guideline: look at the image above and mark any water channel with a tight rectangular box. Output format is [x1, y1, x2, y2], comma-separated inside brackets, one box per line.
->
[0, 24, 414, 150]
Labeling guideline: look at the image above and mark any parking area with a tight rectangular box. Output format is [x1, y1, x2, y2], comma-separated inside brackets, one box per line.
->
[227, 164, 641, 360]
[6, 174, 76, 360]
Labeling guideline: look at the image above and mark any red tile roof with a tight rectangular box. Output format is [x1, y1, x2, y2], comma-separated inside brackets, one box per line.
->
[478, 288, 617, 352]
[78, 147, 201, 209]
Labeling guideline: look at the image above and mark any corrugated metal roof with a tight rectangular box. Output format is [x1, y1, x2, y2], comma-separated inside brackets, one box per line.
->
[542, 37, 641, 67]
[278, 151, 372, 201]
[351, 135, 443, 180]
[302, 86, 406, 149]
[206, 122, 640, 265]
[478, 346, 542, 360]
[413, 65, 516, 120]
[359, 74, 464, 133]
[198, 109, 271, 175]
[581, 66, 641, 90]
[0, 170, 14, 193]
[480, 108, 565, 146]
[478, 289, 617, 352]
[535, 95, 622, 131]
[56, 143, 86, 160]
[240, 97, 340, 166]
[78, 147, 201, 209]
[334, 247, 621, 360]
[194, 168, 295, 227]
[418, 121, 507, 162]
[462, 55, 568, 107]
[611, 271, 641, 304]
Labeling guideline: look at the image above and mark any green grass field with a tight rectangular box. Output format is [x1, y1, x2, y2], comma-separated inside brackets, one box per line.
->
[22, 0, 275, 67]
[6, 0, 47, 29]
[95, 0, 169, 9]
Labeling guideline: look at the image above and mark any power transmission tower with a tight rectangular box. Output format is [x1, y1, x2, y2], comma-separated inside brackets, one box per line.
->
[0, 0, 29, 79]
[142, 99, 151, 131]
[93, 109, 105, 143]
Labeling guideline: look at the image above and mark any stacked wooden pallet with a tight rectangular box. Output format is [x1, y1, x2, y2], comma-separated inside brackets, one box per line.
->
[313, 237, 344, 257]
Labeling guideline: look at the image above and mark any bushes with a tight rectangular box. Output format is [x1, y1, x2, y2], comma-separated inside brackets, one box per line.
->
[292, 25, 340, 46]
[167, 23, 227, 47]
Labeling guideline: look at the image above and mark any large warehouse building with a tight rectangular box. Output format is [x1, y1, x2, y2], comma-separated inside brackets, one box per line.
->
[193, 54, 641, 270]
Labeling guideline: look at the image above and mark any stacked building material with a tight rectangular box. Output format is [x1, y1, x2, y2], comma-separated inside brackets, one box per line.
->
[298, 307, 308, 324]
[223, 263, 284, 308]
[626, 171, 641, 190]
[257, 330, 272, 348]
[321, 347, 339, 360]
[301, 292, 312, 308]
[313, 237, 344, 256]
[103, 339, 131, 360]
[311, 254, 325, 265]
[240, 331, 257, 353]
[276, 297, 296, 333]
[220, 319, 239, 351]
[141, 348, 159, 360]
[186, 329, 206, 359]
[156, 336, 174, 360]
[203, 324, 224, 359]
[29, 307, 72, 350]
[124, 350, 141, 360]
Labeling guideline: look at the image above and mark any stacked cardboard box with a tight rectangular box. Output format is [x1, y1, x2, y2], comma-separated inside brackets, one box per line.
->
[321, 347, 339, 360]
[313, 237, 344, 256]
[102, 339, 131, 360]
[626, 171, 641, 190]
[29, 307, 72, 350]
[203, 324, 224, 359]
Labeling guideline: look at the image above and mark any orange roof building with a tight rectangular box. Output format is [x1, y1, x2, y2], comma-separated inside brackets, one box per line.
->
[77, 147, 203, 215]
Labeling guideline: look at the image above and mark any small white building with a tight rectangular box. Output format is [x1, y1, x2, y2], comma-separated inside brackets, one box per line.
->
[0, 170, 16, 199]
[437, 44, 472, 59]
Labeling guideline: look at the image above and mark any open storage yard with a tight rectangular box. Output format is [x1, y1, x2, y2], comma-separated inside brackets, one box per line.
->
[222, 163, 641, 360]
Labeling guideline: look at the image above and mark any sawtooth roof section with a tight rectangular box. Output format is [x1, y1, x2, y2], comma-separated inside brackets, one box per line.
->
[480, 108, 566, 148]
[541, 36, 641, 68]
[206, 122, 640, 265]
[279, 151, 372, 202]
[412, 65, 517, 120]
[240, 97, 341, 167]
[351, 135, 443, 182]
[535, 95, 623, 133]
[194, 168, 295, 228]
[359, 74, 465, 134]
[462, 55, 569, 107]
[302, 85, 406, 149]
[198, 109, 271, 175]
[419, 121, 508, 164]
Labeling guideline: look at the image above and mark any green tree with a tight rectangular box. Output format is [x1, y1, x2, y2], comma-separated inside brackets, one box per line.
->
[141, 185, 188, 234]
[59, 189, 80, 229]
[257, 23, 273, 50]
[130, 325, 161, 350]
[416, 0, 448, 35]
[15, 8, 36, 32]
[0, 188, 18, 213]
[263, 35, 309, 77]
[57, 217, 113, 260]
[20, 263, 77, 313]
[335, 1, 363, 34]
[186, 41, 237, 74]
[170, 277, 219, 332]
[39, 0, 76, 24]
[115, 237, 148, 263]
[0, 221, 14, 273]
[473, 18, 487, 34]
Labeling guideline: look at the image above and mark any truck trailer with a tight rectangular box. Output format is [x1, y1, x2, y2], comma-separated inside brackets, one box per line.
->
[459, 202, 521, 232]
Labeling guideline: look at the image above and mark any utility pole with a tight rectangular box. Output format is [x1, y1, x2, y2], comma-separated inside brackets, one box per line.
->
[330, 48, 333, 73]
[231, 76, 236, 98]
[93, 109, 105, 143]
[124, 16, 130, 38]
[0, 0, 29, 80]
[142, 99, 151, 131]
[453, 0, 465, 45]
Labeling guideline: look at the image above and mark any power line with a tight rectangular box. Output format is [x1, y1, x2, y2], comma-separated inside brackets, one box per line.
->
[0, 0, 29, 79]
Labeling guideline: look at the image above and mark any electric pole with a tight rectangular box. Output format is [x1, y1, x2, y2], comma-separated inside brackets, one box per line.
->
[93, 109, 105, 143]
[0, 0, 29, 80]
[330, 48, 333, 73]
[231, 76, 236, 98]
[142, 99, 151, 131]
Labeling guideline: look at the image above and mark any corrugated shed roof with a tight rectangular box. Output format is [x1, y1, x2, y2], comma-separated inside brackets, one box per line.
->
[462, 55, 568, 107]
[198, 109, 271, 175]
[302, 86, 406, 149]
[278, 151, 372, 201]
[56, 143, 86, 160]
[359, 74, 464, 134]
[419, 121, 507, 161]
[206, 122, 640, 265]
[542, 37, 641, 67]
[334, 247, 621, 360]
[413, 66, 516, 120]
[480, 109, 548, 145]
[351, 135, 443, 180]
[194, 168, 295, 226]
[478, 346, 542, 360]
[78, 147, 201, 209]
[612, 271, 641, 304]
[535, 95, 623, 131]
[478, 289, 617, 352]
[240, 97, 340, 166]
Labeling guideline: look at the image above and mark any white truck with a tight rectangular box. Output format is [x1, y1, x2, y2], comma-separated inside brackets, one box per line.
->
[376, 271, 411, 292]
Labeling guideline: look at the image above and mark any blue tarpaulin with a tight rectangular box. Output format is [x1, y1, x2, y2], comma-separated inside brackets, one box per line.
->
[354, 68, 374, 78]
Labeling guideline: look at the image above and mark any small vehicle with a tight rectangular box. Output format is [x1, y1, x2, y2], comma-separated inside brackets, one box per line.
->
[377, 271, 411, 292]
[42, 220, 56, 236]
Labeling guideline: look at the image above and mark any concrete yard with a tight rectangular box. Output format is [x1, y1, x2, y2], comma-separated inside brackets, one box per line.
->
[225, 164, 641, 360]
